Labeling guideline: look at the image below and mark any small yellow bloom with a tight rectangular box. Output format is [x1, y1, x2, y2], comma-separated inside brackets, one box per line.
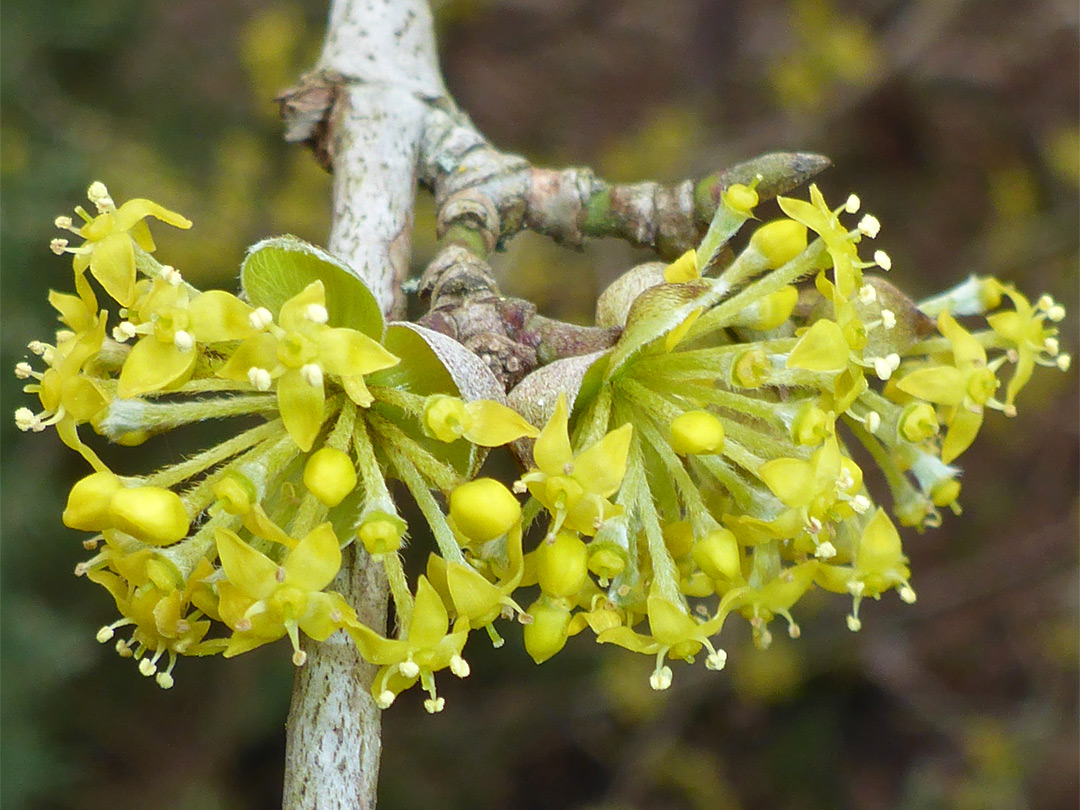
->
[57, 183, 192, 307]
[219, 281, 399, 451]
[519, 393, 632, 536]
[423, 394, 538, 446]
[216, 522, 349, 664]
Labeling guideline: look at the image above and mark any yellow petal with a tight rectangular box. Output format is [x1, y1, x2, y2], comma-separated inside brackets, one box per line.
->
[89, 232, 137, 306]
[317, 328, 399, 377]
[941, 405, 983, 464]
[215, 528, 279, 601]
[279, 281, 325, 331]
[463, 399, 538, 446]
[117, 337, 196, 398]
[277, 369, 325, 452]
[573, 422, 633, 498]
[189, 290, 256, 343]
[283, 523, 342, 592]
[113, 198, 192, 232]
[895, 366, 967, 406]
[218, 333, 280, 381]
[410, 576, 451, 647]
[533, 393, 573, 475]
[786, 319, 849, 372]
[758, 457, 816, 508]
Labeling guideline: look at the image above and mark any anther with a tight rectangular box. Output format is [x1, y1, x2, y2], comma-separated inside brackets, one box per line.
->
[173, 330, 195, 353]
[54, 215, 73, 230]
[305, 304, 329, 324]
[873, 250, 892, 270]
[881, 309, 896, 329]
[249, 307, 273, 330]
[14, 362, 33, 379]
[50, 238, 68, 255]
[161, 266, 183, 286]
[844, 194, 861, 214]
[300, 364, 323, 387]
[247, 367, 273, 391]
[857, 214, 881, 238]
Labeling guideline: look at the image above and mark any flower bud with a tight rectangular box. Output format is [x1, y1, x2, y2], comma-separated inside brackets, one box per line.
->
[733, 349, 770, 388]
[669, 410, 725, 456]
[929, 478, 961, 509]
[790, 401, 832, 445]
[213, 471, 257, 515]
[587, 543, 626, 581]
[303, 447, 357, 507]
[449, 477, 521, 544]
[750, 219, 808, 268]
[523, 597, 573, 663]
[662, 521, 694, 559]
[108, 486, 191, 546]
[899, 402, 938, 443]
[63, 471, 123, 531]
[422, 395, 469, 443]
[692, 528, 741, 580]
[536, 531, 589, 598]
[358, 511, 406, 555]
[723, 183, 759, 215]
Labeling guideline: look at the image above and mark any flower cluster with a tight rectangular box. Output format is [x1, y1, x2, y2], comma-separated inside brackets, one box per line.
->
[505, 180, 1069, 690]
[19, 184, 540, 710]
[18, 181, 1068, 708]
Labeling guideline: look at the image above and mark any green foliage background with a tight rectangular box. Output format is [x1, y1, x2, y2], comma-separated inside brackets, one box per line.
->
[2, 1, 1076, 808]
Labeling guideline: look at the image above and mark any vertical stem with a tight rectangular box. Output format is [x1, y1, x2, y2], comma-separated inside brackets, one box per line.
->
[283, 2, 447, 808]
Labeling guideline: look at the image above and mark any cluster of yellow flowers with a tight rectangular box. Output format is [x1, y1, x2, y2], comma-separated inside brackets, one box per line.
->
[17, 181, 1067, 709]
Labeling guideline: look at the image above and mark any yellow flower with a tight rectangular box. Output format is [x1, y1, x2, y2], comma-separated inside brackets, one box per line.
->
[55, 182, 191, 307]
[89, 558, 222, 688]
[346, 576, 470, 712]
[215, 522, 351, 664]
[518, 393, 633, 536]
[218, 281, 399, 451]
[777, 184, 863, 300]
[423, 394, 538, 446]
[117, 274, 259, 397]
[895, 310, 1000, 462]
[987, 288, 1066, 407]
[16, 311, 110, 469]
[597, 595, 729, 690]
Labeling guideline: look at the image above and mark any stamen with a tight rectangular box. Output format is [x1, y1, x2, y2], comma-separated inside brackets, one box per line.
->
[14, 362, 33, 379]
[399, 660, 420, 679]
[450, 654, 470, 678]
[305, 304, 329, 324]
[113, 321, 138, 342]
[161, 266, 183, 286]
[376, 690, 396, 709]
[815, 540, 837, 559]
[173, 330, 195, 353]
[249, 307, 273, 330]
[844, 194, 861, 214]
[873, 250, 892, 270]
[49, 238, 68, 255]
[858, 285, 877, 304]
[880, 309, 896, 329]
[300, 364, 323, 387]
[424, 697, 446, 714]
[857, 214, 881, 238]
[54, 215, 73, 230]
[247, 367, 273, 391]
[1056, 354, 1071, 372]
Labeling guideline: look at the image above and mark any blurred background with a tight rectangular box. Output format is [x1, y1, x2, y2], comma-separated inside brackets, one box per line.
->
[1, 1, 1077, 808]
